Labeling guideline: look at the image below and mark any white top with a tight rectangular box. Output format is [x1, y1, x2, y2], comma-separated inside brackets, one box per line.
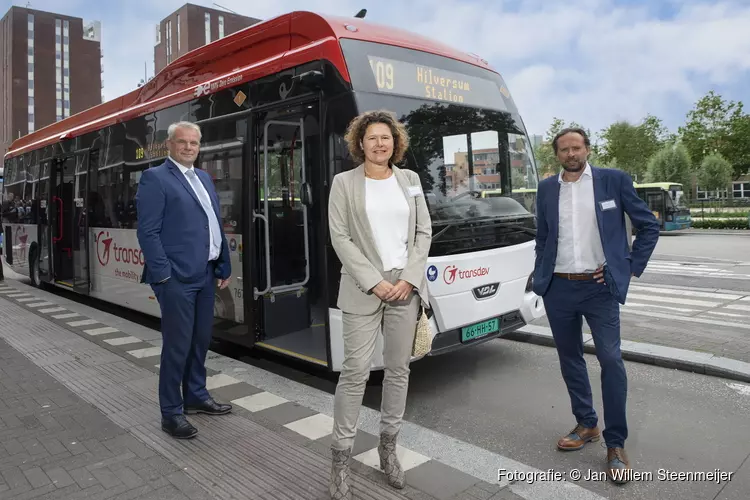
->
[554, 163, 606, 273]
[365, 174, 409, 272]
[169, 156, 221, 261]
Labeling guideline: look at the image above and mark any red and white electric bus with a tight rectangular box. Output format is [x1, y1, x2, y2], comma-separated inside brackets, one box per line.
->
[2, 11, 545, 371]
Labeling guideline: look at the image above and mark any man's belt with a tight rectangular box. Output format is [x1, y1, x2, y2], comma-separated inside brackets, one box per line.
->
[554, 272, 596, 281]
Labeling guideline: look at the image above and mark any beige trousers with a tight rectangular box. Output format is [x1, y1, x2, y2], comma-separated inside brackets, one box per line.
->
[331, 269, 419, 450]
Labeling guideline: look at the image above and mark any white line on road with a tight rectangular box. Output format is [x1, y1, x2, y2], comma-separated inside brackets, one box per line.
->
[629, 285, 744, 301]
[623, 302, 697, 313]
[626, 293, 721, 308]
[726, 382, 750, 397]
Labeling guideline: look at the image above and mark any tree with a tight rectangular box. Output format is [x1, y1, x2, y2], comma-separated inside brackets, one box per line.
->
[678, 91, 750, 179]
[598, 114, 667, 181]
[645, 142, 693, 197]
[696, 153, 733, 195]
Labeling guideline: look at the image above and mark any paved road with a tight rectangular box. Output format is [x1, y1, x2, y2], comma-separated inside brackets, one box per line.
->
[525, 232, 750, 364]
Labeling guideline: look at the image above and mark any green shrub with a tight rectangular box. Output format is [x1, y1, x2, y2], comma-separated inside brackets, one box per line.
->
[692, 219, 749, 229]
[692, 211, 750, 218]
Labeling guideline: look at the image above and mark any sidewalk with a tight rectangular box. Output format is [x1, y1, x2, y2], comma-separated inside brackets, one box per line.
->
[0, 281, 516, 500]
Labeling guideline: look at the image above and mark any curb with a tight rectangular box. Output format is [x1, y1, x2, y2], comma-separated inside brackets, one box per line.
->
[504, 324, 750, 384]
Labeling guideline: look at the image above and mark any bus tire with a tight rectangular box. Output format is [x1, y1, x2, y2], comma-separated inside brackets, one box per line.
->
[29, 246, 42, 288]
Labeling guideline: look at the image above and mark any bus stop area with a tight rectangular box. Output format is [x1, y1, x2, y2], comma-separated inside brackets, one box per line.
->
[0, 276, 520, 500]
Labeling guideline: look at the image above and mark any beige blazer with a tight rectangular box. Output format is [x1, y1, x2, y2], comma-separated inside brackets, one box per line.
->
[328, 164, 432, 315]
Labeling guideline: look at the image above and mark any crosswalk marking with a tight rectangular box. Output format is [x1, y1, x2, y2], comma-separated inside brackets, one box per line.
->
[38, 307, 67, 313]
[626, 293, 720, 308]
[67, 319, 99, 327]
[644, 260, 750, 280]
[52, 313, 80, 319]
[629, 285, 743, 300]
[83, 327, 119, 336]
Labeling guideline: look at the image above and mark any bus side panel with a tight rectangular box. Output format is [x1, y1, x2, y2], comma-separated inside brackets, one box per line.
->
[87, 227, 246, 323]
[5, 223, 38, 276]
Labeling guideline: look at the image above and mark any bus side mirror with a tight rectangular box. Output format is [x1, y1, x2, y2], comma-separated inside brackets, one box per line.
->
[300, 182, 313, 206]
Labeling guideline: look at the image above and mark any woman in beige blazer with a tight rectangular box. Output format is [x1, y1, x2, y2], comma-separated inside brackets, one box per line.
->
[327, 110, 432, 499]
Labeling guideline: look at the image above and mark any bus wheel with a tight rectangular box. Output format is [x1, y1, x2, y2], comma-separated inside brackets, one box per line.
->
[29, 248, 41, 288]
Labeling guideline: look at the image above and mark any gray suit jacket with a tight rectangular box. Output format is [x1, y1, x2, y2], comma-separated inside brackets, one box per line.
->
[328, 164, 432, 315]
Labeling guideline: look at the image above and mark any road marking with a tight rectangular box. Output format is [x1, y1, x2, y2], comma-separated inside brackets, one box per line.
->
[284, 413, 334, 441]
[26, 301, 54, 308]
[67, 319, 99, 327]
[38, 307, 67, 313]
[724, 304, 750, 312]
[231, 392, 288, 412]
[626, 293, 720, 308]
[83, 327, 119, 336]
[726, 382, 750, 397]
[52, 313, 80, 319]
[206, 374, 242, 390]
[126, 347, 161, 358]
[623, 309, 750, 329]
[704, 310, 749, 318]
[103, 336, 142, 346]
[16, 297, 38, 302]
[354, 446, 430, 472]
[623, 302, 697, 313]
[629, 285, 744, 301]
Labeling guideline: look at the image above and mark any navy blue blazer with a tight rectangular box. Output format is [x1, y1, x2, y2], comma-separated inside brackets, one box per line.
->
[532, 166, 659, 304]
[135, 158, 231, 285]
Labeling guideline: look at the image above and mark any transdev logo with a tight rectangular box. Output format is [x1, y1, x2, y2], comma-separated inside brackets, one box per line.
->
[96, 231, 114, 266]
[443, 265, 490, 285]
[426, 265, 438, 282]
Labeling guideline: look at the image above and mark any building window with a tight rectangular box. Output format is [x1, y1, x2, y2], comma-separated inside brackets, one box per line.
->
[733, 182, 750, 198]
[219, 16, 224, 38]
[205, 13, 211, 44]
[165, 20, 172, 64]
[28, 14, 34, 132]
[176, 14, 180, 51]
[155, 24, 161, 44]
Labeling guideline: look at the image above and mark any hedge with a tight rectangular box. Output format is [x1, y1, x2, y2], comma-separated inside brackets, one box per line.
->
[691, 219, 749, 229]
[691, 211, 749, 218]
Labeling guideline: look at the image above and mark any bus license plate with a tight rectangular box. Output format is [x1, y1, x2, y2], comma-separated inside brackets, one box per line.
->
[461, 318, 499, 343]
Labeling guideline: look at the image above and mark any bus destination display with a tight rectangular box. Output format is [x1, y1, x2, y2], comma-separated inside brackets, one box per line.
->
[367, 56, 507, 110]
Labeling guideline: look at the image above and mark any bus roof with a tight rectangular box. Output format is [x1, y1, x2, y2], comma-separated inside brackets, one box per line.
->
[5, 11, 497, 161]
[634, 182, 683, 190]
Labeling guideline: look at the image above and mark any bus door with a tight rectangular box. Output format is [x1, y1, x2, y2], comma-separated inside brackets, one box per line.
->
[250, 101, 327, 366]
[49, 150, 90, 293]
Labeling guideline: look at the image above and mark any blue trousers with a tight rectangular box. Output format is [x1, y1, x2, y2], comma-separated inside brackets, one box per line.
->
[543, 276, 628, 448]
[152, 263, 216, 418]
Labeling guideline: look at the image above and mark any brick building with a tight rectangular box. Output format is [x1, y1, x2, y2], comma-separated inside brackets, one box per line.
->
[0, 6, 102, 158]
[154, 4, 261, 74]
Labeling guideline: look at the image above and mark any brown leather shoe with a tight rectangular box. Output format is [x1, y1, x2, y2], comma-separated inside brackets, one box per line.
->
[557, 424, 600, 451]
[606, 447, 631, 484]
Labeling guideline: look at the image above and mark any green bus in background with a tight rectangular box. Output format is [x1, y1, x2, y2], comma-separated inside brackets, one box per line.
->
[633, 182, 692, 231]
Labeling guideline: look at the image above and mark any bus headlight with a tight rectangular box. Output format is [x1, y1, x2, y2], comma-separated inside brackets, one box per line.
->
[525, 273, 534, 292]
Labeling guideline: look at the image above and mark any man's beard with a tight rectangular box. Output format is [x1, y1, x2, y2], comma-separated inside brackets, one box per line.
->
[562, 159, 585, 172]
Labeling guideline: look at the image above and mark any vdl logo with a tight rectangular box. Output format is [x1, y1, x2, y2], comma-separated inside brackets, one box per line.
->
[426, 265, 438, 282]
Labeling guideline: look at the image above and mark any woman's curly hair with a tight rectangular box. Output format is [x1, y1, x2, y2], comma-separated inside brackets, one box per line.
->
[344, 110, 410, 165]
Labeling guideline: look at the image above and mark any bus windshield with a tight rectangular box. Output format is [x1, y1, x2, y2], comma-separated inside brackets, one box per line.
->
[341, 39, 539, 225]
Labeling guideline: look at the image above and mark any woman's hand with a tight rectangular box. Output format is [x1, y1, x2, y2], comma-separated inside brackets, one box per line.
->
[384, 280, 413, 302]
[371, 280, 395, 301]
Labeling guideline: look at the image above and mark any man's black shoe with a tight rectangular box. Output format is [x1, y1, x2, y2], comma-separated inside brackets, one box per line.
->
[185, 397, 232, 416]
[161, 414, 198, 439]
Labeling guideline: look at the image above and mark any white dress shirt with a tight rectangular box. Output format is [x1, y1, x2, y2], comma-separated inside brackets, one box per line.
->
[554, 163, 606, 273]
[365, 175, 409, 271]
[170, 156, 221, 261]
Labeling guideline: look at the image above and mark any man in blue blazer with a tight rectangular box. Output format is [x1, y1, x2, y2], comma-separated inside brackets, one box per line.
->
[136, 121, 233, 439]
[533, 128, 659, 483]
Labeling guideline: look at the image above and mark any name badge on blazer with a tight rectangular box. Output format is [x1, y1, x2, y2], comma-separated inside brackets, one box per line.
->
[407, 185, 423, 197]
[599, 199, 617, 211]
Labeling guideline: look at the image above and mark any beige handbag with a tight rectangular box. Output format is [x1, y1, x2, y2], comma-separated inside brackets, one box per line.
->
[412, 306, 433, 357]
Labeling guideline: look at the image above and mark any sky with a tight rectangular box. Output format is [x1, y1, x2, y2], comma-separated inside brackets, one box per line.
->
[4, 0, 750, 143]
